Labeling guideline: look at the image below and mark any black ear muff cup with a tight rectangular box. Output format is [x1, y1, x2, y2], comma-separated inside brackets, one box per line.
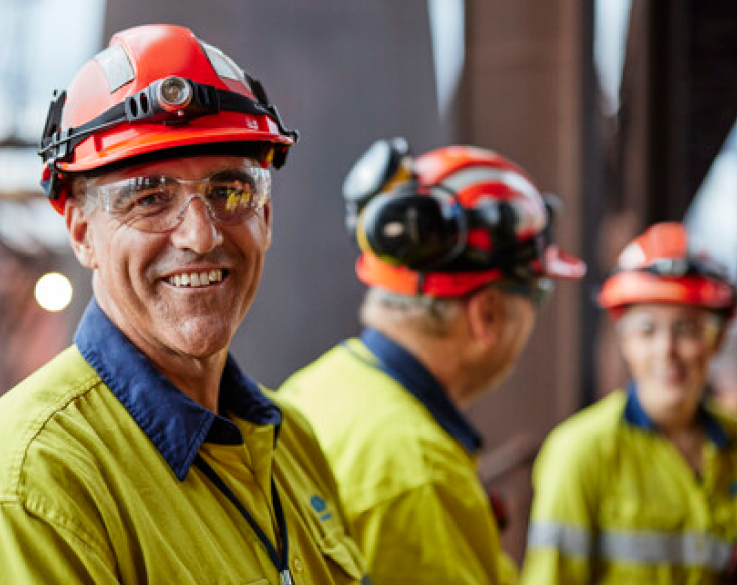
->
[357, 188, 461, 270]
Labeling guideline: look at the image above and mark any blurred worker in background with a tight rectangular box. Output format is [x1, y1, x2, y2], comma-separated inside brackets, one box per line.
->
[522, 222, 737, 584]
[279, 138, 586, 584]
[0, 24, 371, 584]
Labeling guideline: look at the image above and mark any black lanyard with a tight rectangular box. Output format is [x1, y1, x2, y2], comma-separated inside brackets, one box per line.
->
[195, 454, 294, 585]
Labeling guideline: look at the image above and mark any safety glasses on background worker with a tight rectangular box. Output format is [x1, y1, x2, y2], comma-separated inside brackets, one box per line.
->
[616, 309, 724, 347]
[493, 278, 555, 309]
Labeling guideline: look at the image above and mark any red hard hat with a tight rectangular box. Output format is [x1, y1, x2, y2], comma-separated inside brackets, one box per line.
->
[352, 144, 586, 296]
[39, 24, 298, 213]
[599, 222, 736, 313]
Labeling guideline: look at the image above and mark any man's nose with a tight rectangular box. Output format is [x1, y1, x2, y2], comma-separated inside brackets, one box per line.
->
[653, 325, 678, 356]
[169, 195, 223, 253]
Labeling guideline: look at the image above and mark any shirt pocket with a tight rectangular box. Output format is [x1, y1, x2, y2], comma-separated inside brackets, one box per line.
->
[317, 532, 365, 582]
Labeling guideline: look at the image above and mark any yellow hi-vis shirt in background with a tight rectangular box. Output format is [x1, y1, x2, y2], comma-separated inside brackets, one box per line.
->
[521, 388, 737, 585]
[279, 329, 518, 585]
[0, 300, 369, 585]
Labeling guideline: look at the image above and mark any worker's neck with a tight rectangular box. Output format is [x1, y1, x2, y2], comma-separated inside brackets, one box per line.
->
[374, 326, 478, 410]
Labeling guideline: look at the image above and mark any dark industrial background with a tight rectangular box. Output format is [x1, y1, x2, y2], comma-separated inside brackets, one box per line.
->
[1, 0, 736, 563]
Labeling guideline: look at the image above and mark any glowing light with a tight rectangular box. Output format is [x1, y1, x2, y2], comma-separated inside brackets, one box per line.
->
[35, 272, 73, 312]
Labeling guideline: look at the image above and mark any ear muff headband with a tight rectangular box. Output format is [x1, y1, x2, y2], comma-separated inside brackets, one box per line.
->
[343, 137, 413, 237]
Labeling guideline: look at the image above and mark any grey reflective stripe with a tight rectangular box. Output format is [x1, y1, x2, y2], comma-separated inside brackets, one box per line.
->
[599, 531, 733, 571]
[527, 522, 592, 558]
[94, 45, 135, 93]
[528, 521, 733, 571]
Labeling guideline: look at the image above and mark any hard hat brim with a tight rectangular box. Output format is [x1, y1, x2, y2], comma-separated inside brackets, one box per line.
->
[598, 271, 736, 311]
[55, 123, 293, 173]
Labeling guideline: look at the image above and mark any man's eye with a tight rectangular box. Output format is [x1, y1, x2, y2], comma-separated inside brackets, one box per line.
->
[114, 188, 172, 214]
[133, 190, 170, 208]
[673, 321, 700, 337]
[633, 323, 656, 336]
[209, 184, 243, 199]
[209, 184, 253, 210]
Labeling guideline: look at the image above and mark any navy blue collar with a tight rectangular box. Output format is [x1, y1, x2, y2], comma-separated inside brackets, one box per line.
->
[357, 328, 483, 454]
[623, 381, 730, 449]
[75, 299, 282, 480]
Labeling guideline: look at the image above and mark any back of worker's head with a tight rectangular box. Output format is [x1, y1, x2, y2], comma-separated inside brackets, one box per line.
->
[599, 222, 736, 319]
[343, 138, 585, 302]
[38, 24, 298, 214]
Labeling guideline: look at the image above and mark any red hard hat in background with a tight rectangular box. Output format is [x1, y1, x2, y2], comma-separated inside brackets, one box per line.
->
[38, 24, 298, 213]
[598, 222, 736, 314]
[344, 140, 586, 297]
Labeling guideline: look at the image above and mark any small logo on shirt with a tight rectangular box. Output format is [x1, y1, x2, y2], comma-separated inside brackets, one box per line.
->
[310, 494, 332, 521]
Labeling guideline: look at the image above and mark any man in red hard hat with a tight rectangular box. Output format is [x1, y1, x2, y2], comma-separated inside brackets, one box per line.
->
[0, 25, 371, 584]
[280, 138, 586, 584]
[522, 222, 737, 584]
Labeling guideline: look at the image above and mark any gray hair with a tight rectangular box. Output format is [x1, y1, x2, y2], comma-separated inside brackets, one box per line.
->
[359, 287, 464, 337]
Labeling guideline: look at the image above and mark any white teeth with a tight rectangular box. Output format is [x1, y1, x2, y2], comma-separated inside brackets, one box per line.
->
[168, 269, 223, 288]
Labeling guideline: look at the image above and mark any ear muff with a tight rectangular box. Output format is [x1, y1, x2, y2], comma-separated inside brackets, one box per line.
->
[357, 183, 556, 277]
[356, 184, 467, 270]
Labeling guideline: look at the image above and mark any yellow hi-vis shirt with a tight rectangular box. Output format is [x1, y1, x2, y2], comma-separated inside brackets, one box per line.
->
[279, 329, 518, 585]
[521, 388, 737, 585]
[0, 300, 369, 584]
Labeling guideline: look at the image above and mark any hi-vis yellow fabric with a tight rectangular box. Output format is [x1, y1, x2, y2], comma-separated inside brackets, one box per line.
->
[521, 390, 737, 585]
[280, 336, 517, 585]
[0, 345, 368, 584]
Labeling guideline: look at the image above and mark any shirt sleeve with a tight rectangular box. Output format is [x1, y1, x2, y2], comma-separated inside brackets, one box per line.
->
[0, 500, 118, 583]
[351, 481, 513, 585]
[519, 427, 600, 585]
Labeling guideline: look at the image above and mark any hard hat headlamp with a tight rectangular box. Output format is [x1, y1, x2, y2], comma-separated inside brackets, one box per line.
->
[157, 76, 193, 112]
[39, 75, 299, 169]
[614, 255, 730, 283]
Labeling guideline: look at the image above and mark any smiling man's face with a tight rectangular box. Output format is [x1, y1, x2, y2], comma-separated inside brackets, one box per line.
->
[67, 154, 271, 363]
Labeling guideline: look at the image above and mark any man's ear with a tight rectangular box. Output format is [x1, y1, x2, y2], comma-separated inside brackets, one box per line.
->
[465, 286, 504, 346]
[262, 200, 272, 249]
[65, 201, 98, 269]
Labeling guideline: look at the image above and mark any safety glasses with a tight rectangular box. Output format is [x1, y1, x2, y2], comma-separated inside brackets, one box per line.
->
[493, 277, 555, 309]
[617, 311, 723, 345]
[85, 165, 271, 233]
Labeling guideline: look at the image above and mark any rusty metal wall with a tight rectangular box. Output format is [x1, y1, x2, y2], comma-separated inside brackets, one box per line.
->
[461, 0, 592, 561]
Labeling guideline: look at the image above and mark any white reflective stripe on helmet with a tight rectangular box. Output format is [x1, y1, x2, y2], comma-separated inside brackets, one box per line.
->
[440, 166, 539, 201]
[439, 166, 547, 236]
[528, 521, 733, 571]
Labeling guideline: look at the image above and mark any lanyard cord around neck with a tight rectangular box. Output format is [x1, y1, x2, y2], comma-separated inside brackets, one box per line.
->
[194, 454, 294, 585]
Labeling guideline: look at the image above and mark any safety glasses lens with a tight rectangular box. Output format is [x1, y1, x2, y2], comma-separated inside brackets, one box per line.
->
[88, 167, 271, 232]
